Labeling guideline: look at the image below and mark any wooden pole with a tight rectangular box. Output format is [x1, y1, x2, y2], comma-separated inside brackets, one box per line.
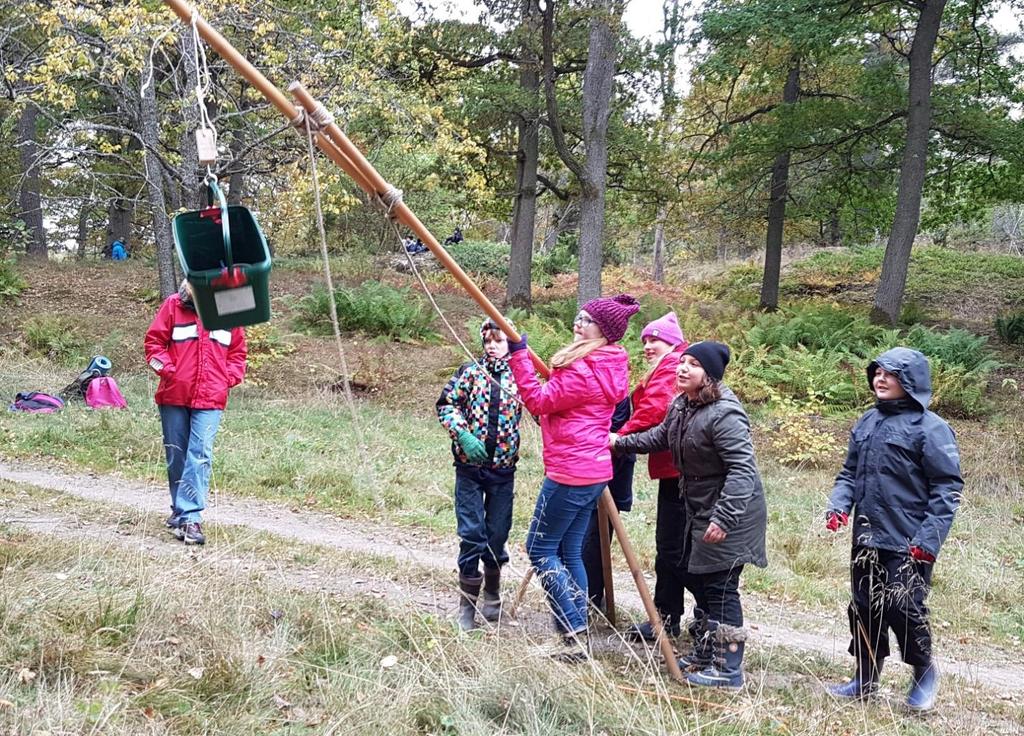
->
[161, 0, 682, 683]
[597, 500, 616, 625]
[600, 491, 683, 682]
[289, 81, 547, 376]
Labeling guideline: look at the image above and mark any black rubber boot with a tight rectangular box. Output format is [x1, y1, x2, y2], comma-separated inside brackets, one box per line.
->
[686, 621, 746, 690]
[828, 652, 884, 700]
[457, 574, 483, 632]
[677, 608, 714, 671]
[480, 567, 502, 622]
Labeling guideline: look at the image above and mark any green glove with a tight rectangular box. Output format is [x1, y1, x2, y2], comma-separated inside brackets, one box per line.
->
[457, 430, 489, 464]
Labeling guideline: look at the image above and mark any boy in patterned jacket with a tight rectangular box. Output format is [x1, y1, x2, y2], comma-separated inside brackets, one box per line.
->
[437, 318, 522, 631]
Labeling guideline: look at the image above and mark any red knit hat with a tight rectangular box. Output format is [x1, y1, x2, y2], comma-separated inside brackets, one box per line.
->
[580, 294, 641, 343]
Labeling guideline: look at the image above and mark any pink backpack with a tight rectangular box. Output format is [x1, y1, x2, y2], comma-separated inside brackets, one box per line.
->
[85, 376, 128, 409]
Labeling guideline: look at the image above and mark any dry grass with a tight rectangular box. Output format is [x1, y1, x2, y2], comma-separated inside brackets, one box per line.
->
[1, 510, 1022, 735]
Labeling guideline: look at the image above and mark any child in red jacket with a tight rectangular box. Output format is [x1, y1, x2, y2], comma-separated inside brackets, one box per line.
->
[144, 281, 247, 545]
[508, 294, 639, 660]
[616, 312, 693, 643]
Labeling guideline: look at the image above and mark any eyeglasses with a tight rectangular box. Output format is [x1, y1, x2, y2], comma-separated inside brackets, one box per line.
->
[573, 313, 593, 327]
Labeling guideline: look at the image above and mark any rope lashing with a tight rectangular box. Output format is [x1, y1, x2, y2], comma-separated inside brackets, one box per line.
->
[374, 186, 404, 220]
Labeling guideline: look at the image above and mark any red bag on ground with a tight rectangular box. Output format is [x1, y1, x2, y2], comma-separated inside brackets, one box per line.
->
[85, 377, 128, 409]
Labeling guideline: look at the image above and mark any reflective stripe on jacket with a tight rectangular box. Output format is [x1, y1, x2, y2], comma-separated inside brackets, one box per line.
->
[143, 294, 247, 409]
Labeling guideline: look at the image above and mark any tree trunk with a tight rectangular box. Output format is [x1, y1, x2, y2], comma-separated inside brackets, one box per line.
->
[576, 0, 620, 304]
[759, 56, 800, 311]
[227, 133, 247, 205]
[542, 197, 578, 252]
[652, 203, 667, 283]
[76, 205, 90, 259]
[106, 197, 134, 252]
[871, 0, 947, 325]
[506, 0, 541, 311]
[140, 67, 179, 298]
[828, 206, 841, 246]
[17, 104, 47, 259]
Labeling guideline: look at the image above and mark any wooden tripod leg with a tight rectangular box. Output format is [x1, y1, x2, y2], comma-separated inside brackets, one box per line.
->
[600, 489, 685, 683]
[597, 500, 616, 625]
[508, 567, 534, 619]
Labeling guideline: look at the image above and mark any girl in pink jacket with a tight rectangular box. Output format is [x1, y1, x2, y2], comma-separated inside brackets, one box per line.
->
[508, 294, 639, 660]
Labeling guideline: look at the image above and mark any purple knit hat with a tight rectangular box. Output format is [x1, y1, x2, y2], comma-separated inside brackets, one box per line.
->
[580, 294, 641, 343]
[641, 311, 685, 347]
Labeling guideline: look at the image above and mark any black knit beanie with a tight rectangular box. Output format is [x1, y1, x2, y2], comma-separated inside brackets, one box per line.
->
[682, 341, 730, 382]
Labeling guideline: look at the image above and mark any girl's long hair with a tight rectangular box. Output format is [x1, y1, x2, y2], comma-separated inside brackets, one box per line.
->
[695, 377, 723, 404]
[550, 337, 608, 369]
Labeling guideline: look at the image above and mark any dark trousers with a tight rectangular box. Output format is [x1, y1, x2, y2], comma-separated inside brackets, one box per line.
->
[582, 454, 634, 607]
[688, 565, 744, 627]
[676, 504, 744, 627]
[847, 546, 933, 667]
[454, 468, 515, 577]
[652, 478, 697, 619]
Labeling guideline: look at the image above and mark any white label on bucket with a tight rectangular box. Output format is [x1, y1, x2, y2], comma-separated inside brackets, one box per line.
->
[214, 286, 256, 315]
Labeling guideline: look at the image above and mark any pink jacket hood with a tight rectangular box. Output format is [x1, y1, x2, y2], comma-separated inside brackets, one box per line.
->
[510, 345, 630, 485]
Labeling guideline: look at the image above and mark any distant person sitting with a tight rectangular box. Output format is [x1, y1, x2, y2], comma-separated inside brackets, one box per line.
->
[405, 236, 427, 254]
[111, 239, 128, 261]
[444, 227, 464, 246]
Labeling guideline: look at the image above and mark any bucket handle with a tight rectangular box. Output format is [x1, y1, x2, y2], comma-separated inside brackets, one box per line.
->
[204, 174, 233, 270]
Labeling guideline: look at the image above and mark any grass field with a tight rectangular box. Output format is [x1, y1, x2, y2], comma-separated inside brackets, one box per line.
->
[2, 250, 1023, 733]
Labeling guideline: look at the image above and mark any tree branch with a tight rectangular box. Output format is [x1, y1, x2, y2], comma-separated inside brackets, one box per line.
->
[541, 0, 586, 181]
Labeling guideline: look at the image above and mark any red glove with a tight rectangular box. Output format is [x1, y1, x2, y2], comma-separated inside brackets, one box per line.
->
[909, 546, 936, 563]
[825, 511, 848, 532]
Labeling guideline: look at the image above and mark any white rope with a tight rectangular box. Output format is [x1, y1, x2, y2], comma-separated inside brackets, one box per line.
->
[384, 216, 527, 408]
[301, 115, 382, 507]
[308, 102, 335, 128]
[190, 10, 216, 134]
[140, 24, 175, 98]
[376, 186, 404, 220]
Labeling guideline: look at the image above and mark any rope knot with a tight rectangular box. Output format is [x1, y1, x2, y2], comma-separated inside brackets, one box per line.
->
[375, 186, 404, 219]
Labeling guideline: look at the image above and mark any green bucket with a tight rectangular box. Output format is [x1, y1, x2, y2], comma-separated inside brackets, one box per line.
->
[172, 178, 272, 330]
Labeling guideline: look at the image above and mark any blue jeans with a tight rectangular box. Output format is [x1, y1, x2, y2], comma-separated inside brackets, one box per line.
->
[454, 468, 515, 577]
[159, 405, 223, 524]
[526, 477, 607, 633]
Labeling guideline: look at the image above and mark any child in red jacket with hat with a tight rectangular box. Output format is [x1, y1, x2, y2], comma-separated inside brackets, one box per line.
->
[616, 312, 693, 643]
[144, 281, 247, 545]
[507, 294, 639, 660]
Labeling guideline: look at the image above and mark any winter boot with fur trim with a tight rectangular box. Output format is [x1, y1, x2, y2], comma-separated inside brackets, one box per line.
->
[686, 621, 746, 690]
[677, 608, 714, 671]
[457, 574, 483, 632]
[480, 567, 503, 622]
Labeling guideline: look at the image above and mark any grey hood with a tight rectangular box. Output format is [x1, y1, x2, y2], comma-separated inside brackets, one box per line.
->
[867, 347, 931, 410]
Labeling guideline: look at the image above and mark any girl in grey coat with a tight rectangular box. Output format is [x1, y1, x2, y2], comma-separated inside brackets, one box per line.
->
[612, 341, 767, 689]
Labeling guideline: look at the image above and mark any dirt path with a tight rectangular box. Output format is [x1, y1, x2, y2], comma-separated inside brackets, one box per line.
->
[2, 459, 1023, 698]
